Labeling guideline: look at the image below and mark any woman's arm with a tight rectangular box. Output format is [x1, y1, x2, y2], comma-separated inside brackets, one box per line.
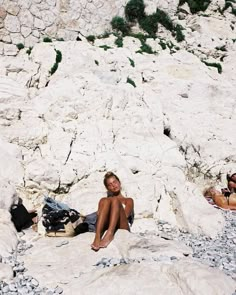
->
[124, 198, 134, 218]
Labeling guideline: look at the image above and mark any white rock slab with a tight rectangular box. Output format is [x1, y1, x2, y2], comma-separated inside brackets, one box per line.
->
[20, 230, 235, 295]
[0, 263, 14, 282]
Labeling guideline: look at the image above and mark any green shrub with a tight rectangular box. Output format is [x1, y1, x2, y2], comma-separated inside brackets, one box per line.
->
[129, 32, 148, 44]
[166, 41, 174, 49]
[202, 61, 222, 74]
[49, 49, 62, 76]
[111, 16, 130, 35]
[86, 35, 96, 43]
[125, 0, 145, 22]
[128, 57, 135, 67]
[155, 8, 174, 31]
[126, 77, 136, 87]
[179, 0, 212, 14]
[159, 40, 167, 50]
[99, 45, 112, 51]
[26, 46, 33, 55]
[16, 43, 24, 50]
[49, 63, 58, 75]
[139, 13, 158, 36]
[175, 24, 185, 42]
[57, 38, 64, 41]
[97, 32, 111, 39]
[138, 43, 154, 54]
[115, 36, 123, 47]
[95, 60, 99, 65]
[222, 1, 236, 15]
[55, 50, 62, 63]
[43, 37, 52, 42]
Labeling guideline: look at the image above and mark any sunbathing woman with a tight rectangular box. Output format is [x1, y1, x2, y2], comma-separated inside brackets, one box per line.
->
[91, 172, 134, 251]
[227, 173, 236, 193]
[203, 187, 236, 210]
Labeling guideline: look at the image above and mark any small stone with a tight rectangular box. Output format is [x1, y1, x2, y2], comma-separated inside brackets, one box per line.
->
[8, 283, 17, 292]
[2, 285, 9, 293]
[31, 278, 39, 287]
[54, 286, 63, 294]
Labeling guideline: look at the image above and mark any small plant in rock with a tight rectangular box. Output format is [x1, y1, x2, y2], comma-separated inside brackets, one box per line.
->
[159, 40, 167, 49]
[43, 37, 52, 42]
[128, 57, 135, 67]
[99, 45, 112, 51]
[129, 32, 148, 44]
[26, 46, 33, 55]
[86, 35, 96, 43]
[139, 13, 158, 36]
[111, 16, 130, 35]
[138, 43, 154, 54]
[16, 43, 24, 50]
[49, 63, 58, 75]
[95, 60, 99, 65]
[55, 50, 62, 63]
[115, 36, 123, 47]
[178, 0, 212, 14]
[125, 0, 145, 22]
[57, 38, 64, 41]
[49, 49, 62, 76]
[155, 8, 174, 31]
[202, 61, 222, 74]
[126, 77, 136, 87]
[221, 0, 236, 15]
[175, 24, 185, 42]
[97, 31, 111, 39]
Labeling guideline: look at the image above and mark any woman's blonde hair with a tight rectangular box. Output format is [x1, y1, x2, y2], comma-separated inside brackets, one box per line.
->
[103, 172, 120, 189]
[203, 186, 215, 197]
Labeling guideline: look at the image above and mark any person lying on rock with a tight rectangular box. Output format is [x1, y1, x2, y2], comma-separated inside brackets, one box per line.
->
[203, 187, 236, 210]
[227, 173, 236, 193]
[91, 172, 134, 251]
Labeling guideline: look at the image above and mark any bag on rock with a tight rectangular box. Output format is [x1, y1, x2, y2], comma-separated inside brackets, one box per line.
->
[10, 204, 34, 232]
[42, 199, 86, 237]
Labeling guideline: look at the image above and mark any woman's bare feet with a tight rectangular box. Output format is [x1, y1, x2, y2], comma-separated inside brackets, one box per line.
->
[99, 231, 114, 248]
[91, 238, 100, 251]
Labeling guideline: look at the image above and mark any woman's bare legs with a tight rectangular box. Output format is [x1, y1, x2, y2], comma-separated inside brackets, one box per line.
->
[91, 198, 111, 251]
[99, 198, 129, 248]
[91, 198, 129, 251]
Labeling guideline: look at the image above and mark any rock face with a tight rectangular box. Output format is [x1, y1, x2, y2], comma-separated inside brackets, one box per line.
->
[0, 39, 229, 239]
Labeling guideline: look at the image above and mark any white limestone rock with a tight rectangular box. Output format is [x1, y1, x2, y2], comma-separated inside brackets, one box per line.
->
[0, 263, 14, 282]
[0, 180, 18, 210]
[4, 14, 20, 33]
[3, 44, 18, 56]
[18, 9, 34, 28]
[20, 231, 236, 295]
[21, 26, 32, 38]
[6, 3, 20, 16]
[0, 209, 18, 257]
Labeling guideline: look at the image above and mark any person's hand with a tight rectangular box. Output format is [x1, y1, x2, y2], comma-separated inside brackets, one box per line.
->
[28, 209, 37, 214]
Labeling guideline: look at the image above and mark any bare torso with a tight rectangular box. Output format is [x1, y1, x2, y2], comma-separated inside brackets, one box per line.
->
[214, 193, 236, 208]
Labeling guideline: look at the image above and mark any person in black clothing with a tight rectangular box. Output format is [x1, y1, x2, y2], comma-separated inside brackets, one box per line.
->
[10, 198, 38, 232]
